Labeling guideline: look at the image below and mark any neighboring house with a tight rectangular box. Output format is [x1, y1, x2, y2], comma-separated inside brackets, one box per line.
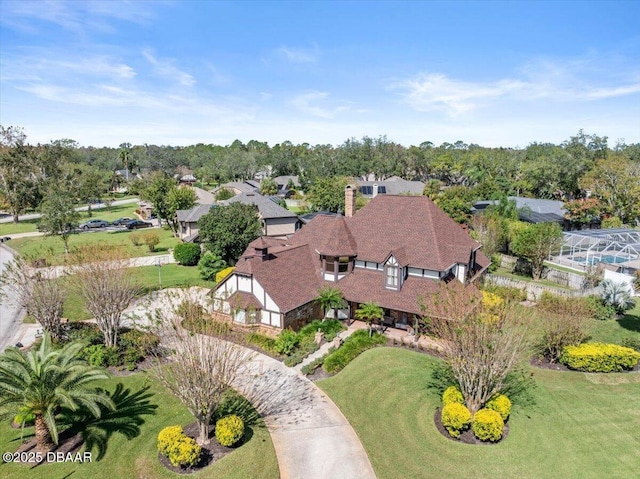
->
[211, 186, 490, 331]
[176, 204, 215, 242]
[357, 176, 425, 198]
[176, 191, 300, 242]
[179, 174, 197, 186]
[212, 181, 259, 196]
[223, 192, 300, 238]
[472, 196, 583, 229]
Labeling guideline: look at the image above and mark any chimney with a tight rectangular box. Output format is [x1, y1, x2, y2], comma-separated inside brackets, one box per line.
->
[345, 184, 356, 217]
[372, 183, 379, 198]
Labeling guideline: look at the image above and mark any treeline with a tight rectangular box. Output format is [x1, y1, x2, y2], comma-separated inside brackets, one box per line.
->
[2, 125, 639, 224]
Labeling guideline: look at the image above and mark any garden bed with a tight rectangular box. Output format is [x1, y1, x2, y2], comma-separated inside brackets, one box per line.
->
[433, 408, 509, 445]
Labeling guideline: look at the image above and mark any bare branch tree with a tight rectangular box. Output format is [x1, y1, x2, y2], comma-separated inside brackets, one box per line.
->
[427, 283, 532, 414]
[67, 245, 140, 347]
[148, 292, 251, 445]
[0, 257, 66, 341]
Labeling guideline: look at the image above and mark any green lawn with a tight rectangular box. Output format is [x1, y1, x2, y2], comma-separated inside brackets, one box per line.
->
[589, 302, 640, 345]
[318, 347, 640, 479]
[0, 373, 279, 479]
[0, 203, 140, 236]
[6, 228, 180, 265]
[60, 264, 211, 321]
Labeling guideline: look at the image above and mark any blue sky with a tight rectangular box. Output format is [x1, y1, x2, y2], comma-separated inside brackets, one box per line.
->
[1, 0, 639, 148]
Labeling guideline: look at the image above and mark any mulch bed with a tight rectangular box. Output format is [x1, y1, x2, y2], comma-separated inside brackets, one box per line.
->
[433, 407, 509, 445]
[11, 430, 85, 465]
[157, 422, 235, 475]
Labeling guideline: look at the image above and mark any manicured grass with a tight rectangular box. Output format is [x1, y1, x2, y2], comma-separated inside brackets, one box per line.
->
[7, 228, 180, 265]
[0, 217, 42, 235]
[60, 264, 211, 321]
[0, 373, 279, 479]
[589, 302, 640, 345]
[317, 347, 640, 479]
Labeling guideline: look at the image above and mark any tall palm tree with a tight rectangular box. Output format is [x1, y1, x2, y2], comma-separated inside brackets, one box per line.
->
[0, 335, 115, 452]
[315, 286, 346, 322]
[355, 302, 384, 336]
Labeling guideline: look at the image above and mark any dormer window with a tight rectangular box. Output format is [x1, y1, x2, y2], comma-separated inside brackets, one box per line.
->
[385, 256, 399, 289]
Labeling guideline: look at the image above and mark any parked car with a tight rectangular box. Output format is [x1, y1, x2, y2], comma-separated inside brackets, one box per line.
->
[0, 236, 10, 242]
[112, 217, 134, 226]
[79, 219, 110, 229]
[125, 220, 152, 229]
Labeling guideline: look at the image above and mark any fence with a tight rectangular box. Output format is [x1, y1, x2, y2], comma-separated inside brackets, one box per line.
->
[485, 274, 600, 301]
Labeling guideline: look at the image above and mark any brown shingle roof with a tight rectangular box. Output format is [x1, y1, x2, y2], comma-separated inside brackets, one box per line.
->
[228, 291, 262, 310]
[316, 215, 357, 257]
[347, 195, 480, 270]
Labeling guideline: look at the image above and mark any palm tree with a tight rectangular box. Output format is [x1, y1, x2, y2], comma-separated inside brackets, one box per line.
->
[355, 302, 384, 336]
[600, 279, 635, 313]
[0, 335, 115, 452]
[315, 286, 346, 322]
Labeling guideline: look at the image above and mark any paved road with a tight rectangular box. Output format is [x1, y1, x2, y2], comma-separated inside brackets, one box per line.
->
[0, 198, 140, 224]
[0, 245, 25, 351]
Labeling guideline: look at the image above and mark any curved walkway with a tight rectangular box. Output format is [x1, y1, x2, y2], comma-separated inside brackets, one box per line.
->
[125, 288, 376, 479]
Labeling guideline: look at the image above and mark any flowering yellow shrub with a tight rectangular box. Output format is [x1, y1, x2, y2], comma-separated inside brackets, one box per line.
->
[169, 436, 201, 468]
[157, 426, 184, 457]
[560, 342, 640, 372]
[215, 266, 235, 284]
[441, 402, 472, 438]
[215, 415, 245, 447]
[442, 386, 464, 405]
[486, 394, 512, 421]
[472, 408, 504, 442]
[157, 425, 201, 468]
[482, 291, 504, 310]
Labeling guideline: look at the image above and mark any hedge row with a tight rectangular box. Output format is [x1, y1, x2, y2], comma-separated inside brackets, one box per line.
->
[560, 342, 640, 372]
[323, 329, 386, 374]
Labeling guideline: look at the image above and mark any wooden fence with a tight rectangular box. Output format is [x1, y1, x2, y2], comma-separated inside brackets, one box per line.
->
[485, 274, 600, 301]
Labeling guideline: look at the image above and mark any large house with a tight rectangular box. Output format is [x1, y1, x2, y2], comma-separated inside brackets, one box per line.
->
[211, 185, 490, 331]
[176, 192, 300, 242]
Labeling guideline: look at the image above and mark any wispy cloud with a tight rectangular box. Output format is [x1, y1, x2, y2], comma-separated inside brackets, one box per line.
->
[143, 50, 195, 87]
[0, 0, 160, 34]
[276, 45, 320, 64]
[290, 91, 350, 118]
[392, 58, 640, 115]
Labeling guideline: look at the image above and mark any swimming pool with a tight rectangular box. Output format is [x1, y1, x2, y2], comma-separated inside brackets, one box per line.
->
[570, 255, 632, 265]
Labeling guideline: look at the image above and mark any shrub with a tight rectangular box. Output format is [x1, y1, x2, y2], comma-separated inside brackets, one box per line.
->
[441, 403, 472, 438]
[537, 310, 590, 362]
[585, 295, 617, 321]
[299, 319, 345, 342]
[157, 425, 202, 468]
[129, 232, 142, 246]
[215, 188, 235, 201]
[66, 322, 104, 345]
[81, 344, 121, 367]
[141, 231, 160, 252]
[274, 329, 299, 356]
[442, 386, 464, 405]
[600, 280, 635, 313]
[482, 291, 504, 311]
[157, 425, 184, 457]
[472, 408, 504, 442]
[486, 394, 511, 421]
[215, 415, 245, 446]
[482, 284, 527, 303]
[301, 352, 331, 376]
[560, 343, 640, 372]
[621, 337, 640, 353]
[198, 251, 227, 281]
[246, 332, 278, 354]
[119, 328, 160, 357]
[173, 243, 202, 266]
[215, 266, 235, 283]
[323, 330, 386, 374]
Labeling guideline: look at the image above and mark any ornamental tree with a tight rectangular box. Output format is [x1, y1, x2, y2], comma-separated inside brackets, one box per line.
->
[511, 222, 564, 280]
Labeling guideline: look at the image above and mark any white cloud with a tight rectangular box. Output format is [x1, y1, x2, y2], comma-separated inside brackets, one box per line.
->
[290, 91, 350, 119]
[143, 50, 195, 87]
[276, 45, 320, 64]
[392, 58, 640, 115]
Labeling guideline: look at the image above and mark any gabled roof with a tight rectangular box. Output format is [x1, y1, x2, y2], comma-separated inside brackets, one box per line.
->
[347, 195, 479, 270]
[234, 244, 321, 313]
[228, 291, 262, 310]
[176, 204, 214, 223]
[225, 193, 298, 219]
[358, 176, 425, 196]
